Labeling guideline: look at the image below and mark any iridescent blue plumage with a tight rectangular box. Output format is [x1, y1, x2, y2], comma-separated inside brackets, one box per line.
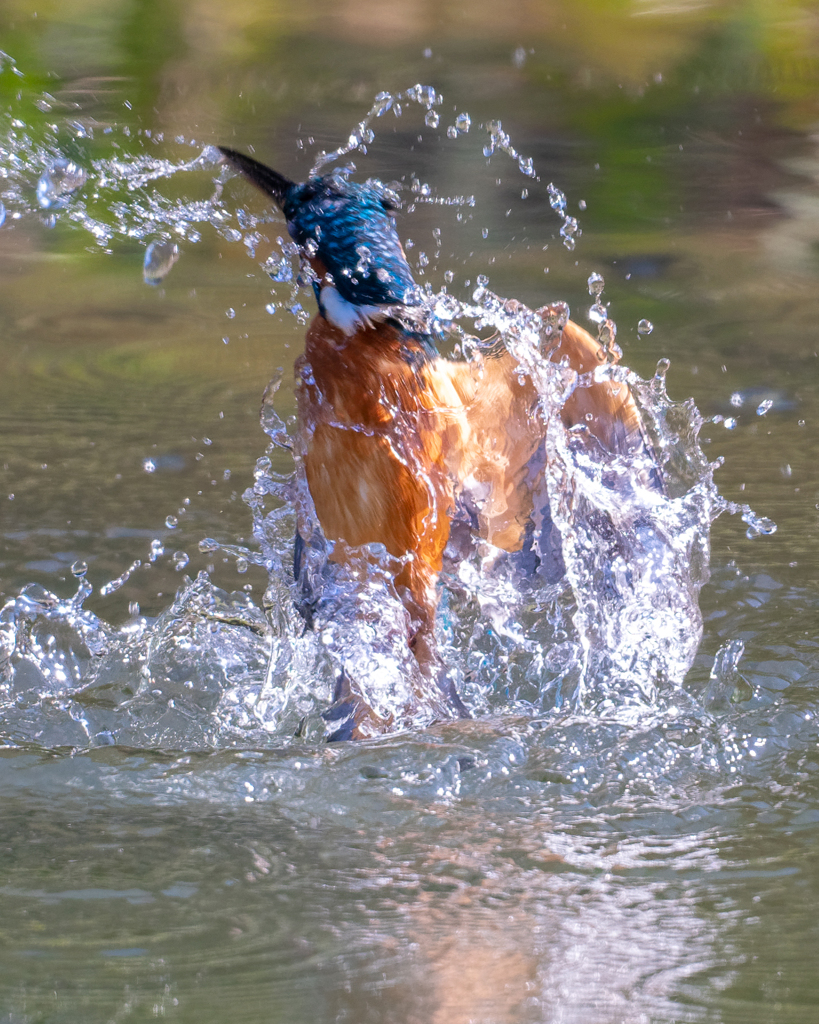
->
[282, 176, 420, 309]
[217, 147, 420, 313]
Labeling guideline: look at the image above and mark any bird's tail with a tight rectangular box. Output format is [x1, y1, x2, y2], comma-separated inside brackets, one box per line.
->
[217, 147, 294, 207]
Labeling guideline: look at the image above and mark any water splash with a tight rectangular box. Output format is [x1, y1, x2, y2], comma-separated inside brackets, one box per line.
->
[36, 157, 87, 208]
[310, 84, 442, 175]
[482, 119, 537, 179]
[0, 69, 776, 754]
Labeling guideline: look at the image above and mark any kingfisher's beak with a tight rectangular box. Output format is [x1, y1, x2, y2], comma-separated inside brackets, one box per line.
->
[217, 146, 294, 208]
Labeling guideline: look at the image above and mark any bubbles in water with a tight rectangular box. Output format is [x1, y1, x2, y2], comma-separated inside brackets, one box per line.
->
[36, 157, 87, 208]
[637, 319, 654, 335]
[143, 240, 179, 285]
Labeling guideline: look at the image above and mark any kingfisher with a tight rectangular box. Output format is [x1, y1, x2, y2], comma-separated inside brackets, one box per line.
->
[218, 147, 659, 739]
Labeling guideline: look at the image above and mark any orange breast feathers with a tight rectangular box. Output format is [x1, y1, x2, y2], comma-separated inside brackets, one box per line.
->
[296, 305, 652, 638]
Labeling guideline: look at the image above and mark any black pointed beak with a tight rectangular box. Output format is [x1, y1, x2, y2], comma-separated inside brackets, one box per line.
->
[217, 146, 295, 208]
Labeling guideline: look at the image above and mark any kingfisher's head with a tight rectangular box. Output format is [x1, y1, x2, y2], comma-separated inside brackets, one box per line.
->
[219, 147, 421, 334]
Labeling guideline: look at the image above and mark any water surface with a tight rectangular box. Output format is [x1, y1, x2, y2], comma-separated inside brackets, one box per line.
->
[2, 2, 819, 1021]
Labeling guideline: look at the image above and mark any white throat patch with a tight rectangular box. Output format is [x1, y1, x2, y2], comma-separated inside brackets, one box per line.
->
[319, 285, 383, 336]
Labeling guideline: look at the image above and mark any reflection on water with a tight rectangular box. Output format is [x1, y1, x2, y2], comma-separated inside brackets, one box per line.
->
[2, 2, 819, 1021]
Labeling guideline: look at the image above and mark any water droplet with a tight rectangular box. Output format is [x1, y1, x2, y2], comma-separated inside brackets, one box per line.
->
[149, 539, 164, 561]
[444, 269, 454, 284]
[165, 515, 178, 529]
[518, 156, 535, 177]
[578, 199, 587, 210]
[226, 308, 236, 319]
[482, 227, 489, 239]
[743, 513, 776, 539]
[477, 274, 489, 287]
[637, 319, 654, 335]
[71, 560, 88, 578]
[424, 110, 440, 129]
[236, 557, 249, 574]
[587, 272, 605, 298]
[513, 46, 527, 68]
[547, 184, 566, 213]
[128, 601, 140, 616]
[447, 126, 458, 139]
[724, 417, 738, 430]
[143, 458, 156, 473]
[198, 537, 219, 553]
[654, 358, 671, 379]
[455, 113, 471, 133]
[143, 240, 179, 285]
[730, 392, 743, 408]
[172, 551, 190, 571]
[202, 437, 212, 446]
[36, 157, 87, 208]
[756, 399, 773, 416]
[0, 201, 6, 228]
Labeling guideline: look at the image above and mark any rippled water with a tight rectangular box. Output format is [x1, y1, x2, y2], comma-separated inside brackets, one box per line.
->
[2, 5, 819, 1021]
